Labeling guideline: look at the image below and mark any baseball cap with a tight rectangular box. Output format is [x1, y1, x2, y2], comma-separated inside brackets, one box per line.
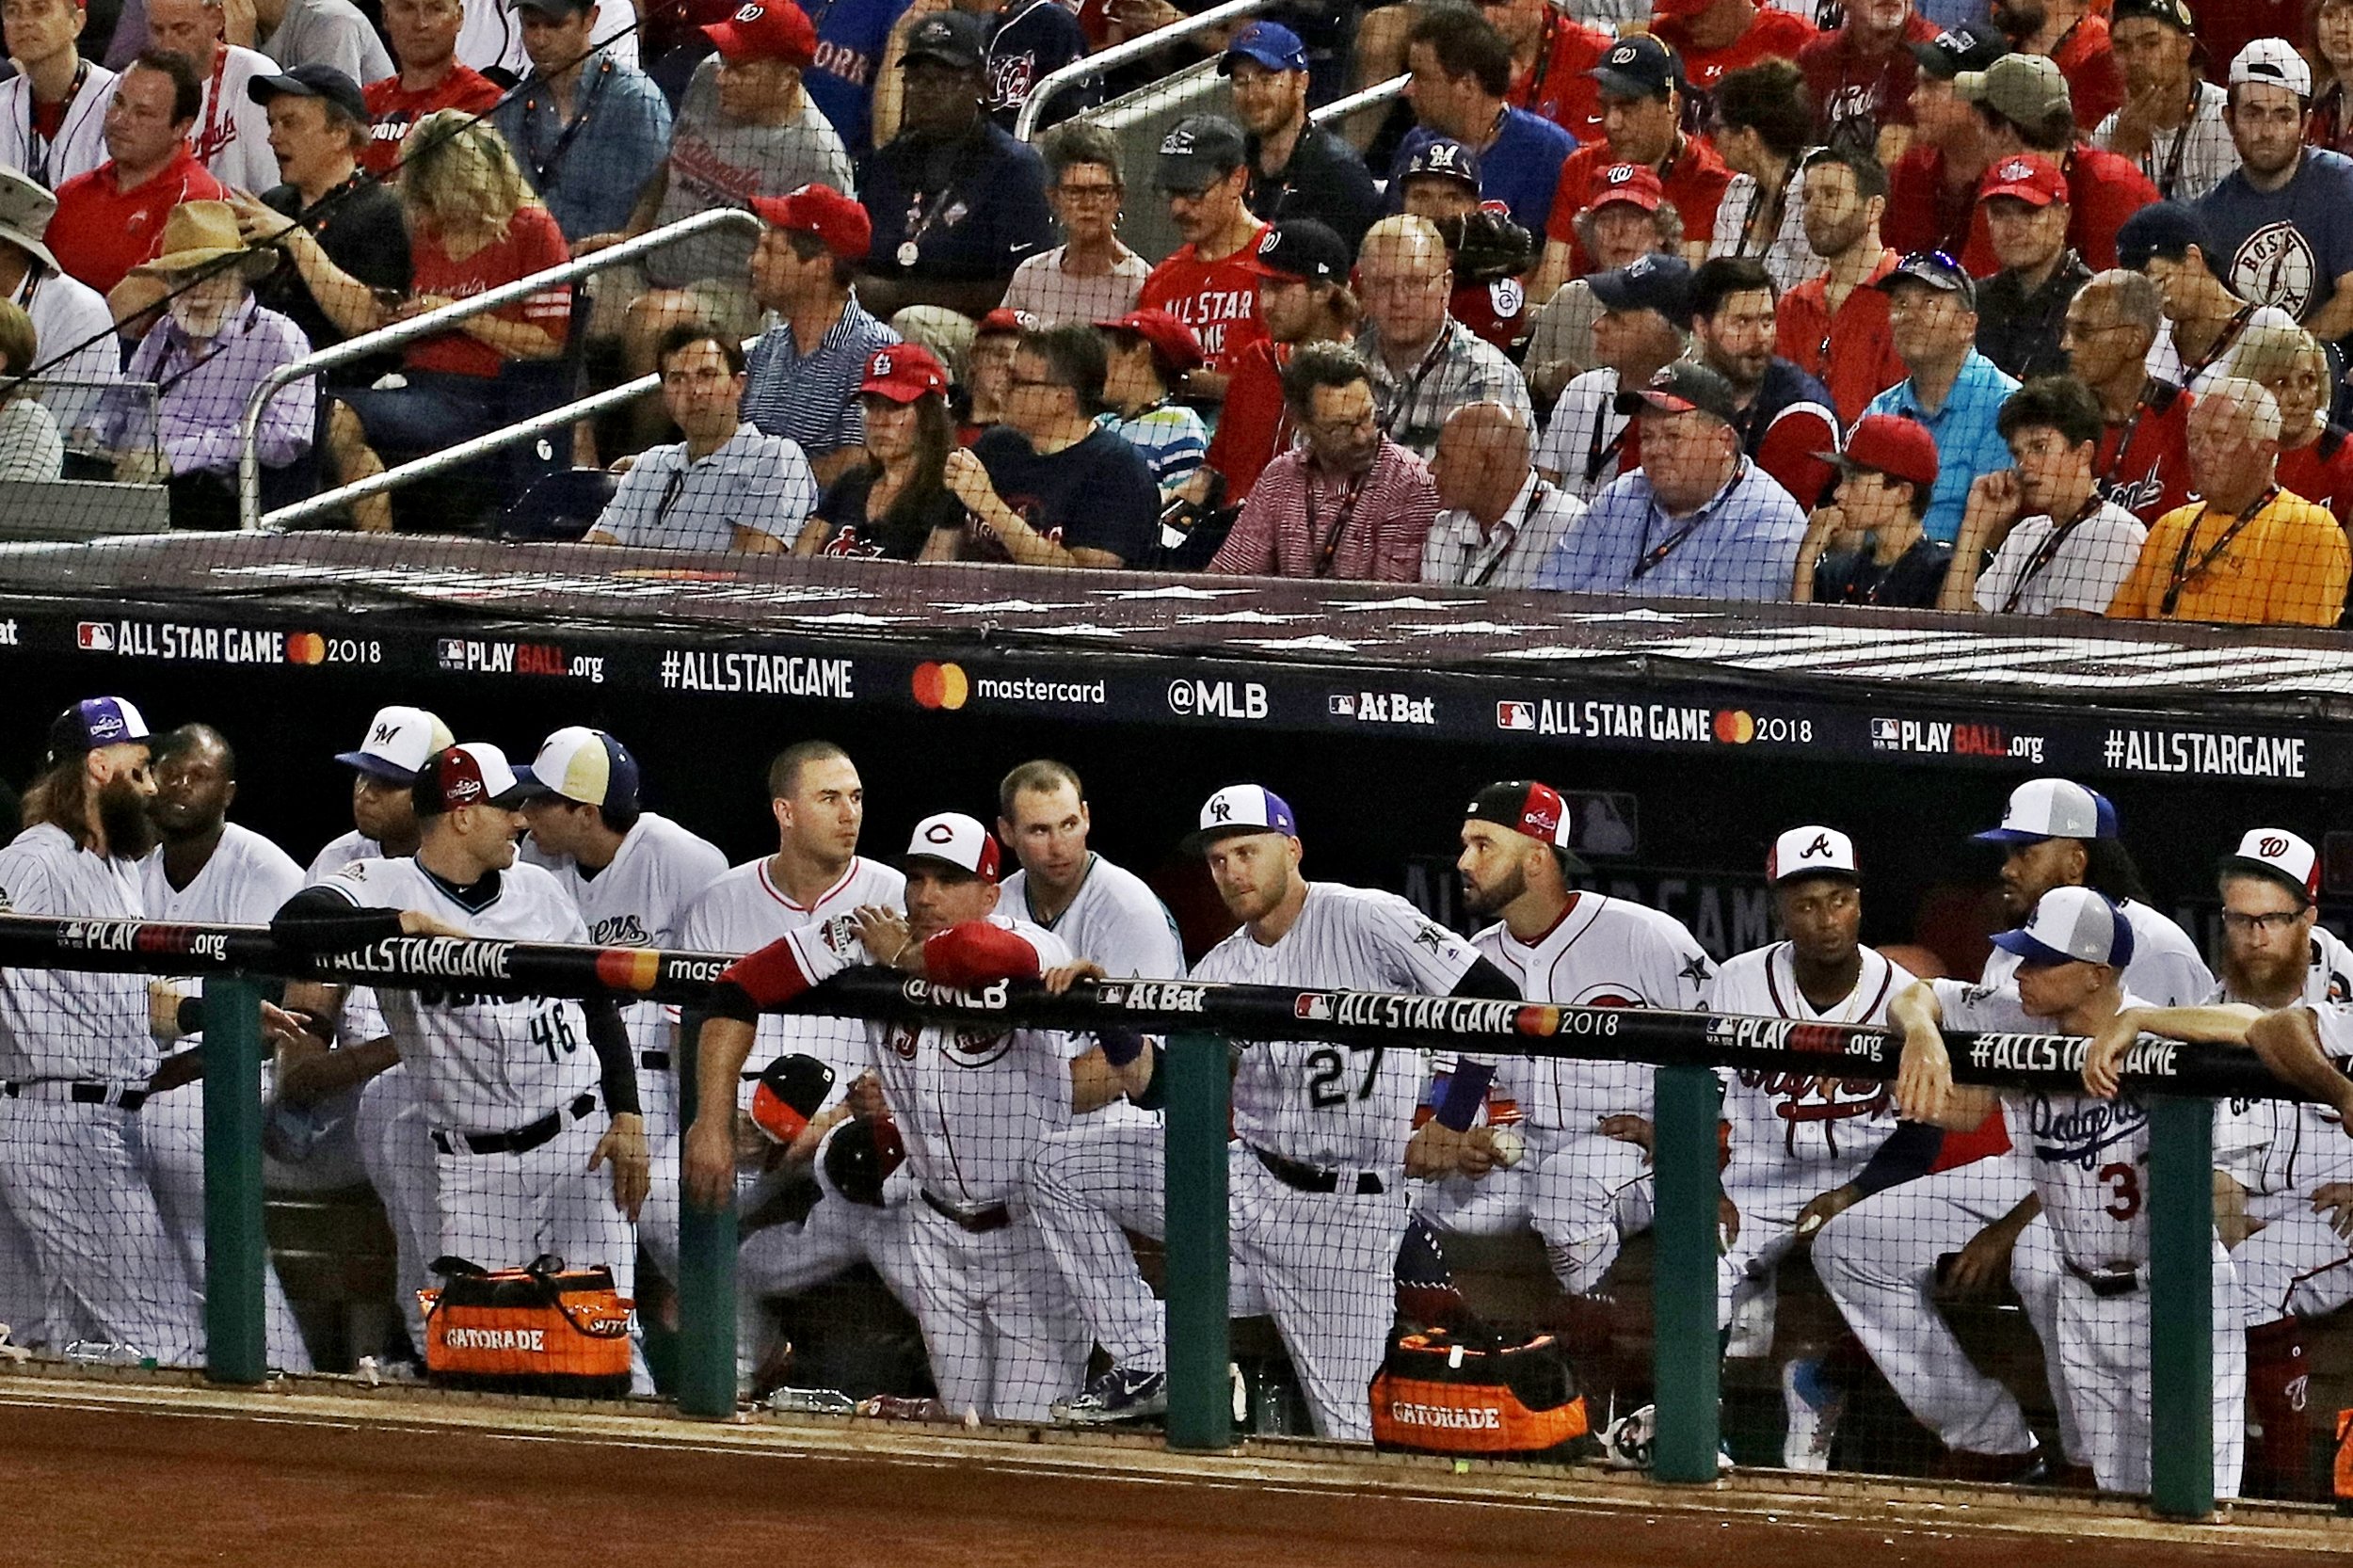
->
[703, 0, 815, 65]
[904, 811, 1001, 881]
[524, 727, 642, 811]
[1972, 777, 2120, 844]
[246, 62, 368, 124]
[2115, 200, 2212, 271]
[1583, 162, 1664, 215]
[1827, 413, 1940, 489]
[1614, 358, 1737, 424]
[1157, 114, 1248, 195]
[1876, 249, 1977, 311]
[976, 307, 1031, 337]
[1980, 152, 2069, 209]
[750, 182, 871, 261]
[1183, 784, 1299, 854]
[2109, 0, 2194, 33]
[1992, 885, 2136, 969]
[1096, 307, 1203, 376]
[860, 342, 950, 402]
[1767, 825, 1860, 885]
[2219, 828, 2321, 905]
[2232, 38, 2313, 97]
[1245, 218, 1350, 283]
[1220, 19, 1307, 74]
[335, 704, 454, 782]
[748, 1053, 834, 1145]
[899, 8, 984, 70]
[47, 696, 149, 760]
[1909, 23, 2008, 80]
[1465, 780, 1589, 871]
[1588, 34, 1681, 100]
[413, 743, 539, 817]
[1956, 53, 2071, 127]
[1589, 251, 1691, 320]
[1401, 136, 1482, 191]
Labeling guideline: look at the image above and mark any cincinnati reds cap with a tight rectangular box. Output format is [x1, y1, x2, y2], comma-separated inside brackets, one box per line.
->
[2231, 38, 2312, 97]
[904, 811, 1000, 881]
[1465, 779, 1589, 870]
[749, 1052, 834, 1145]
[525, 727, 642, 811]
[1972, 777, 2119, 844]
[413, 743, 539, 817]
[1184, 784, 1298, 854]
[2219, 828, 2321, 904]
[335, 704, 453, 782]
[48, 696, 149, 758]
[1992, 885, 2135, 969]
[1768, 825, 1859, 885]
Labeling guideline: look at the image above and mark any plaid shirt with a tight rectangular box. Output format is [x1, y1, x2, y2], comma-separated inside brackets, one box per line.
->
[1863, 349, 2021, 543]
[1535, 458, 1809, 600]
[1357, 318, 1533, 461]
[1209, 437, 1438, 582]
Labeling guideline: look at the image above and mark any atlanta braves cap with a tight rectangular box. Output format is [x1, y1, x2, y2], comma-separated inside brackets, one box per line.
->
[1465, 779, 1589, 870]
[1768, 825, 1860, 885]
[1185, 784, 1298, 854]
[335, 704, 454, 782]
[413, 743, 539, 817]
[525, 727, 642, 811]
[1972, 777, 2119, 844]
[1992, 885, 2135, 969]
[2219, 827, 2320, 905]
[904, 811, 1001, 881]
[47, 696, 149, 759]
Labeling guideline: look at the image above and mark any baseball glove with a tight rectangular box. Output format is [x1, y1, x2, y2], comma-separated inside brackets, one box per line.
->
[1443, 209, 1539, 285]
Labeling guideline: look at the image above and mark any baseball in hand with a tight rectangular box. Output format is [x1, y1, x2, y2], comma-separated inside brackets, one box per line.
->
[1488, 1128, 1525, 1169]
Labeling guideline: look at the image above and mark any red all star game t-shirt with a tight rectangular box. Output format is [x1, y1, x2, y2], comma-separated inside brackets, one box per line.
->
[1138, 221, 1272, 376]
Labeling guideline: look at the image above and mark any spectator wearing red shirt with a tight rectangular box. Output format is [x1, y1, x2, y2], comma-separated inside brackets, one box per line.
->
[1775, 143, 1907, 423]
[1651, 0, 1818, 121]
[1139, 113, 1270, 402]
[1882, 24, 2006, 262]
[1954, 54, 2158, 270]
[1992, 0, 2124, 130]
[318, 112, 571, 531]
[2228, 318, 2353, 525]
[360, 0, 504, 177]
[1796, 0, 1940, 167]
[1207, 218, 1357, 502]
[1537, 36, 1733, 293]
[1481, 0, 1609, 144]
[50, 51, 227, 296]
[2060, 267, 2195, 522]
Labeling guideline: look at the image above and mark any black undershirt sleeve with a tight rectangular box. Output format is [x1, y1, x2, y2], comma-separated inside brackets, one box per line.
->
[582, 998, 640, 1118]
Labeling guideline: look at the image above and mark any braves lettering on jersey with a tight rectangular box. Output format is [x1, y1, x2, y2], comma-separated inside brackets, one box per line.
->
[143, 823, 303, 925]
[1002, 853, 1184, 980]
[1709, 942, 1908, 1174]
[1980, 897, 2212, 1005]
[0, 823, 149, 1081]
[1190, 882, 1481, 1176]
[1470, 892, 1711, 1128]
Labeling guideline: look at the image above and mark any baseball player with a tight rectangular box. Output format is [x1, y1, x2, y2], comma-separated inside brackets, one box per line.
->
[684, 813, 1153, 1421]
[1044, 786, 1517, 1440]
[1706, 826, 1911, 1471]
[0, 697, 200, 1363]
[136, 724, 312, 1372]
[1895, 886, 2247, 1498]
[270, 744, 652, 1388]
[306, 706, 455, 878]
[1809, 778, 2212, 1480]
[996, 760, 1184, 986]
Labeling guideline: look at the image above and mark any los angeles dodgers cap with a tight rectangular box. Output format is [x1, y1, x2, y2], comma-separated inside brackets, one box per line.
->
[1972, 777, 2119, 844]
[1992, 885, 2135, 969]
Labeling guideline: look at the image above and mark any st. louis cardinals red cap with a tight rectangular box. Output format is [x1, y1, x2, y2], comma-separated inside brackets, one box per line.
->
[904, 811, 1001, 881]
[1465, 780, 1589, 871]
[2219, 828, 2320, 905]
[1767, 825, 1859, 885]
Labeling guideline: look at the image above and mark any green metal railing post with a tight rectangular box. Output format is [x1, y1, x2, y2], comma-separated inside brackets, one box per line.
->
[2149, 1093, 2216, 1520]
[674, 1025, 737, 1417]
[1163, 1031, 1232, 1449]
[1652, 1063, 1721, 1482]
[201, 976, 266, 1384]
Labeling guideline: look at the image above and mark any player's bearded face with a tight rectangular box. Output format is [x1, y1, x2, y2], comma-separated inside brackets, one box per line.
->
[97, 769, 157, 859]
[1458, 831, 1529, 915]
[2220, 883, 2311, 997]
[1207, 834, 1294, 921]
[1998, 840, 2080, 920]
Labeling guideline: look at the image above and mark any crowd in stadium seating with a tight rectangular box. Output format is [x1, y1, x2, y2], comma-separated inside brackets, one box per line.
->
[10, 0, 2353, 620]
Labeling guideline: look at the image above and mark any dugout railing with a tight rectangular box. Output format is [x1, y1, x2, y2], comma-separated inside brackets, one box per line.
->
[0, 912, 2314, 1522]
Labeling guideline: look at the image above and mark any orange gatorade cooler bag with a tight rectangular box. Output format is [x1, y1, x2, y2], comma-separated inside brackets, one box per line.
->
[421, 1256, 633, 1398]
[1370, 1325, 1591, 1459]
[2336, 1408, 2352, 1511]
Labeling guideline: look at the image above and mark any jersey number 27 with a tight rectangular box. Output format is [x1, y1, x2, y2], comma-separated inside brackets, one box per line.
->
[1306, 1045, 1385, 1108]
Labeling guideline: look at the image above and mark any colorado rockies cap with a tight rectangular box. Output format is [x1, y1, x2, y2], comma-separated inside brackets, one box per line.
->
[2219, 828, 2321, 904]
[904, 811, 1001, 881]
[1972, 777, 2119, 844]
[413, 743, 539, 817]
[1767, 825, 1859, 885]
[335, 704, 454, 782]
[47, 696, 149, 759]
[525, 727, 642, 811]
[2231, 38, 2312, 97]
[1992, 885, 2135, 969]
[1465, 780, 1589, 871]
[1401, 136, 1482, 192]
[1184, 784, 1298, 854]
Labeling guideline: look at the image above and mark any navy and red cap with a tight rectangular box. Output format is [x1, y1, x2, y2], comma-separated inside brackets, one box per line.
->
[1465, 780, 1590, 871]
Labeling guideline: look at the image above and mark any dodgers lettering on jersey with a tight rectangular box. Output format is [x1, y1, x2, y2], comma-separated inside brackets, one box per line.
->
[1980, 897, 2213, 1005]
[1709, 941, 1907, 1177]
[0, 823, 150, 1081]
[1191, 882, 1481, 1175]
[307, 857, 599, 1132]
[521, 812, 728, 1056]
[1003, 853, 1184, 980]
[1471, 892, 1710, 1129]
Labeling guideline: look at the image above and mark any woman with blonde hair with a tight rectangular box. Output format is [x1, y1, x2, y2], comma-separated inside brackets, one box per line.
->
[0, 298, 63, 481]
[286, 110, 572, 531]
[2226, 320, 2353, 526]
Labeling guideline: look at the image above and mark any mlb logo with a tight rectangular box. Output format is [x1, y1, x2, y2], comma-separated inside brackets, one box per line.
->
[75, 621, 113, 651]
[437, 638, 467, 667]
[1329, 694, 1355, 717]
[1295, 994, 1335, 1022]
[1496, 701, 1535, 731]
[1870, 718, 1898, 744]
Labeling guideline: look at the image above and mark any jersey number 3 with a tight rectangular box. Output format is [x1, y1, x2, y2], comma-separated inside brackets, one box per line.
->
[1306, 1045, 1385, 1108]
[2097, 1161, 2142, 1222]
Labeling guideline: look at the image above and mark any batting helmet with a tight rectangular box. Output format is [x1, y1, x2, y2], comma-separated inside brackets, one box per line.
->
[749, 1053, 836, 1145]
[821, 1112, 906, 1206]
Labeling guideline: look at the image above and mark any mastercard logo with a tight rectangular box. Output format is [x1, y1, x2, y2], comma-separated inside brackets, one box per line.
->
[593, 947, 664, 993]
[912, 661, 968, 711]
[285, 632, 326, 664]
[1712, 709, 1755, 744]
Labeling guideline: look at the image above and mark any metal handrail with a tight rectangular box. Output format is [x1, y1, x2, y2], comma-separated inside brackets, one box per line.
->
[1309, 72, 1405, 128]
[234, 207, 762, 531]
[1013, 0, 1276, 142]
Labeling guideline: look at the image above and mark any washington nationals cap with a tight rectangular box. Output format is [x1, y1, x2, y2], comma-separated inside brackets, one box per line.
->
[1972, 777, 2119, 843]
[1768, 825, 1859, 885]
[1244, 218, 1350, 283]
[2219, 828, 2321, 905]
[1826, 413, 1940, 489]
[900, 8, 985, 71]
[1465, 780, 1589, 870]
[525, 727, 642, 810]
[1220, 19, 1307, 74]
[47, 696, 149, 759]
[413, 743, 539, 817]
[335, 705, 454, 782]
[246, 62, 368, 124]
[859, 342, 950, 402]
[1401, 136, 1482, 191]
[1583, 162, 1665, 215]
[748, 1052, 834, 1145]
[750, 183, 872, 261]
[904, 811, 1001, 881]
[704, 0, 816, 66]
[1993, 885, 2135, 969]
[1185, 784, 1298, 853]
[1980, 152, 2069, 209]
[2231, 38, 2312, 97]
[976, 307, 1031, 337]
[1157, 114, 1248, 195]
[1909, 22, 2007, 80]
[1615, 357, 1737, 424]
[1096, 306, 1203, 376]
[1588, 34, 1681, 100]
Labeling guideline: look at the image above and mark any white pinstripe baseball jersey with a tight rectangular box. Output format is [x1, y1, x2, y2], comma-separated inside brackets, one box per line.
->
[1002, 852, 1184, 979]
[522, 813, 728, 1055]
[306, 829, 380, 882]
[0, 824, 150, 1081]
[1708, 941, 1908, 1179]
[2224, 927, 2353, 1198]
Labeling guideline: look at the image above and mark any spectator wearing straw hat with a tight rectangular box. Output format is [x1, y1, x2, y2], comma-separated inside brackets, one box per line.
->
[1094, 306, 1208, 504]
[795, 342, 969, 558]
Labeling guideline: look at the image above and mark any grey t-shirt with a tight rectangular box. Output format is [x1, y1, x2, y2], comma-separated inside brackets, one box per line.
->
[645, 58, 855, 289]
[265, 0, 394, 86]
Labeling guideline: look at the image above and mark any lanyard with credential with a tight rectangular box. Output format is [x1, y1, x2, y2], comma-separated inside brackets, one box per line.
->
[520, 59, 613, 190]
[1999, 492, 2104, 614]
[1459, 479, 1550, 586]
[191, 47, 232, 168]
[23, 61, 86, 189]
[1628, 481, 1723, 583]
[1308, 469, 1369, 578]
[2160, 487, 2276, 616]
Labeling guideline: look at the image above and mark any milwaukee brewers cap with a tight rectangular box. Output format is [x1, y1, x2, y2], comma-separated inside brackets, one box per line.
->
[335, 704, 454, 782]
[2219, 828, 2320, 905]
[413, 743, 539, 817]
[47, 696, 149, 760]
[1768, 825, 1860, 885]
[904, 811, 1001, 881]
[1184, 784, 1298, 854]
[1465, 779, 1588, 871]
[1971, 777, 2119, 844]
[1992, 885, 2135, 969]
[524, 727, 642, 811]
[1401, 136, 1482, 191]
